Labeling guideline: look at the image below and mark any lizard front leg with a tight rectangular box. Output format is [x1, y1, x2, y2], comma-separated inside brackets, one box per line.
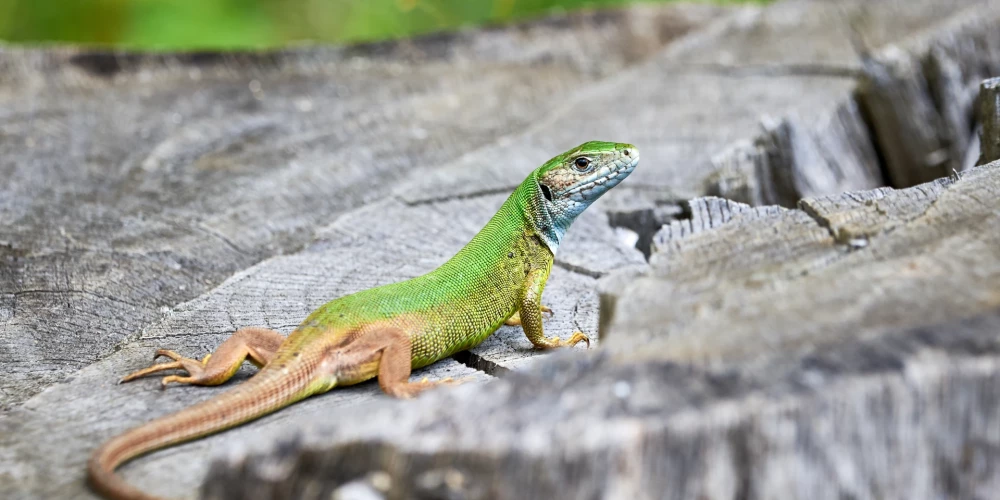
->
[519, 269, 590, 349]
[120, 326, 286, 388]
[504, 305, 552, 326]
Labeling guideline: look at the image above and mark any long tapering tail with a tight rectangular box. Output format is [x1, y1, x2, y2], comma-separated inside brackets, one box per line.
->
[88, 366, 317, 500]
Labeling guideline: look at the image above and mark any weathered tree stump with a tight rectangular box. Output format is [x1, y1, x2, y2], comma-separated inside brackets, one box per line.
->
[978, 77, 1000, 164]
[207, 163, 1000, 500]
[3, 1, 1000, 499]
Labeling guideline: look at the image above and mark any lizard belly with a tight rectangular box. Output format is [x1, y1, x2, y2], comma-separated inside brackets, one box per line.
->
[335, 359, 381, 386]
[407, 299, 517, 369]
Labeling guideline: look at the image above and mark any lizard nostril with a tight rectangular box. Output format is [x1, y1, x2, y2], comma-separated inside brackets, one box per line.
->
[623, 149, 631, 157]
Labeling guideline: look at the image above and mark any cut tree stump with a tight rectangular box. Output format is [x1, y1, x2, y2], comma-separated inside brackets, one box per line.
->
[3, 0, 1000, 499]
[978, 77, 1000, 164]
[206, 162, 1000, 500]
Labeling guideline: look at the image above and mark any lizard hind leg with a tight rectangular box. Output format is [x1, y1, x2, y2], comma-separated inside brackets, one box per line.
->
[119, 326, 286, 388]
[366, 328, 456, 399]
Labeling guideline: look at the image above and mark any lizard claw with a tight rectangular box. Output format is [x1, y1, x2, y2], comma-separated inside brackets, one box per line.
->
[121, 349, 214, 387]
[385, 376, 460, 398]
[534, 331, 590, 349]
[568, 331, 590, 348]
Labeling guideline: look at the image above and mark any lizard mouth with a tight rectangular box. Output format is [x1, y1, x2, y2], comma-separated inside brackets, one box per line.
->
[562, 153, 639, 198]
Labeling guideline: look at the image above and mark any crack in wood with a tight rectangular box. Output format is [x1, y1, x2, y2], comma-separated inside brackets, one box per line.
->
[451, 351, 511, 377]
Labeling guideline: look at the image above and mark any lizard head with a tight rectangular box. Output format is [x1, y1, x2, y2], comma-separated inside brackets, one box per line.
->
[531, 141, 639, 252]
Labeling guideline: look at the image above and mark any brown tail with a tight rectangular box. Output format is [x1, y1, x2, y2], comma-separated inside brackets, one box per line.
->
[88, 367, 316, 500]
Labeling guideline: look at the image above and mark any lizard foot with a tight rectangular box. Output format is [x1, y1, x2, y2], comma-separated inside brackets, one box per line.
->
[383, 377, 462, 399]
[119, 349, 219, 388]
[534, 331, 590, 349]
[504, 305, 554, 326]
[118, 327, 285, 388]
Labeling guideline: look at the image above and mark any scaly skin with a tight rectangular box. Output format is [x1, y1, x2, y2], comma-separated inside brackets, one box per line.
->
[88, 141, 639, 500]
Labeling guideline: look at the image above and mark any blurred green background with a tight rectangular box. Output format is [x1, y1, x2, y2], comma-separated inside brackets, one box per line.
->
[0, 0, 760, 50]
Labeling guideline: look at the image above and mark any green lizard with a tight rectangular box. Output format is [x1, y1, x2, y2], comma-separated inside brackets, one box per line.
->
[88, 141, 639, 500]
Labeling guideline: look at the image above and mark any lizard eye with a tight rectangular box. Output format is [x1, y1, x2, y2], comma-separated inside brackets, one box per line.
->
[573, 157, 591, 171]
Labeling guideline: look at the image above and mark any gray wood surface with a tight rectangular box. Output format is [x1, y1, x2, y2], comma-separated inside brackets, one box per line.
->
[207, 163, 1000, 500]
[856, 2, 1000, 187]
[0, 1, 717, 411]
[979, 77, 1000, 164]
[203, 2, 1000, 499]
[1, 4, 706, 498]
[3, 0, 1000, 499]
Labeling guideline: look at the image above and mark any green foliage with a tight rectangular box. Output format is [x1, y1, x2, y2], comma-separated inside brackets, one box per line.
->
[0, 0, 764, 50]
